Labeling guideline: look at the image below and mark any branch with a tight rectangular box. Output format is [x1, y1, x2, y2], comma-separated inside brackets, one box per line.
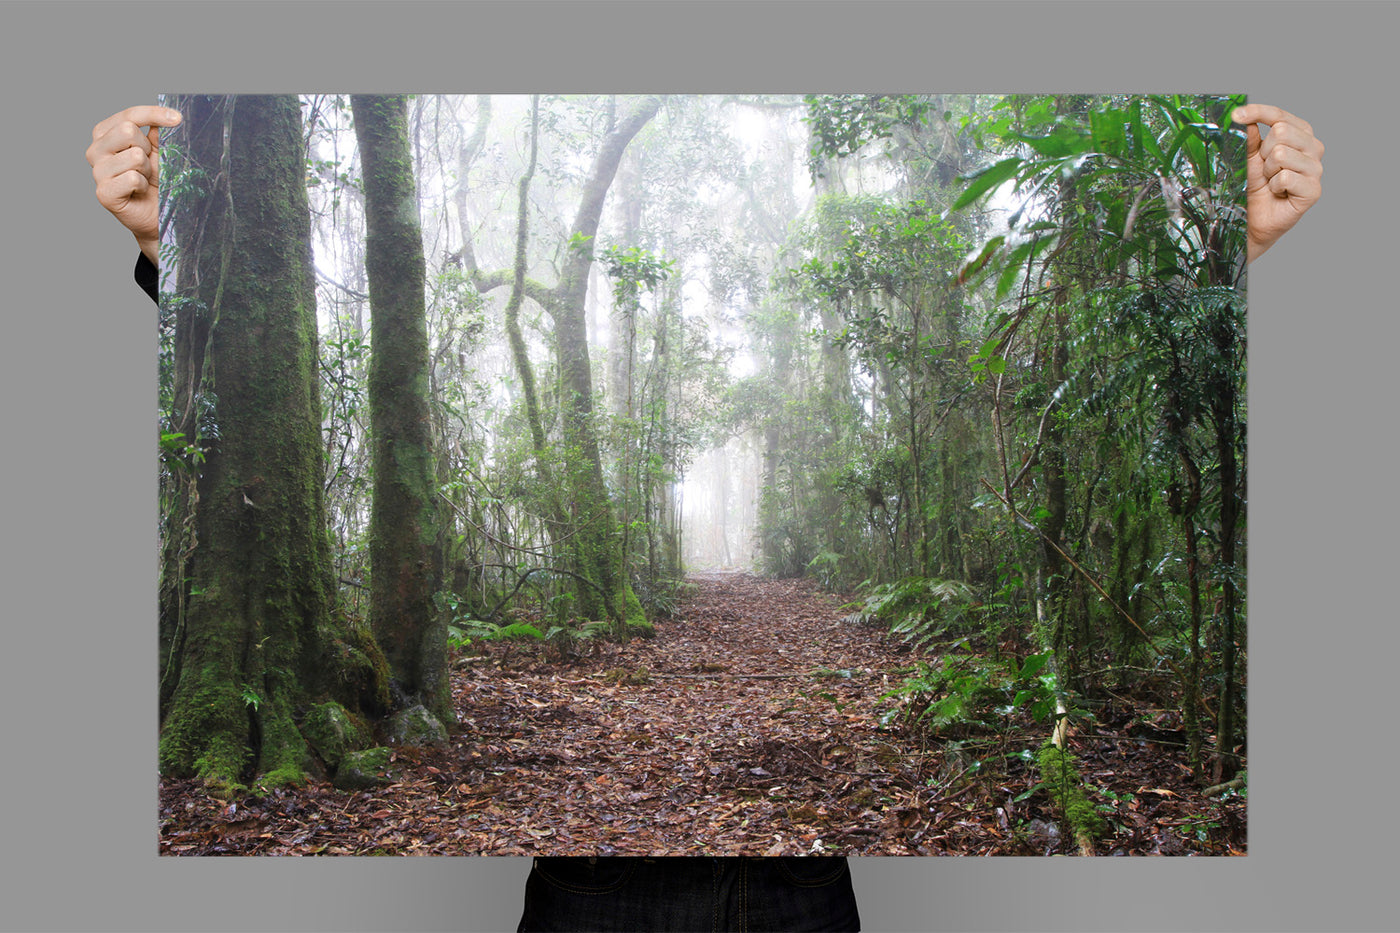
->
[315, 267, 369, 301]
[470, 267, 556, 313]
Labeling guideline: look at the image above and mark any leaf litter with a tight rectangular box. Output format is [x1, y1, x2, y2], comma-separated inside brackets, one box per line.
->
[159, 572, 1244, 856]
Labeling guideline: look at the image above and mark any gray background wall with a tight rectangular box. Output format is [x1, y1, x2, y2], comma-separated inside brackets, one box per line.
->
[2, 2, 1391, 930]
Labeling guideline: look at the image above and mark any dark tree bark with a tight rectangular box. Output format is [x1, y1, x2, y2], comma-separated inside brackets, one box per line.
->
[159, 95, 388, 793]
[351, 95, 452, 723]
[1209, 303, 1244, 782]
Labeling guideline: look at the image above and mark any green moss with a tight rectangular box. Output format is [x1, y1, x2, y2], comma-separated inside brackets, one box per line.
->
[354, 746, 393, 771]
[328, 618, 392, 714]
[333, 745, 397, 791]
[160, 669, 250, 781]
[256, 689, 312, 783]
[623, 586, 654, 637]
[302, 700, 372, 768]
[199, 776, 249, 800]
[1037, 743, 1106, 840]
[257, 765, 308, 791]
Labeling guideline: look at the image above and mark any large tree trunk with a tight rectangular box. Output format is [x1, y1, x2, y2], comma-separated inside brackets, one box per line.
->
[159, 95, 388, 793]
[351, 95, 452, 724]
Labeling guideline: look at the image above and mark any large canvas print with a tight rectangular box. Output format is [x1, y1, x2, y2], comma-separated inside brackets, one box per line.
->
[145, 93, 1253, 858]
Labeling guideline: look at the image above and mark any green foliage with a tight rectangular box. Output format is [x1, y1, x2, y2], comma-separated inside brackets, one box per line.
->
[879, 653, 997, 731]
[568, 231, 595, 258]
[954, 93, 1249, 293]
[158, 431, 204, 472]
[847, 577, 977, 649]
[803, 94, 933, 177]
[805, 550, 843, 589]
[450, 616, 545, 644]
[878, 648, 1059, 733]
[487, 621, 546, 641]
[601, 245, 674, 296]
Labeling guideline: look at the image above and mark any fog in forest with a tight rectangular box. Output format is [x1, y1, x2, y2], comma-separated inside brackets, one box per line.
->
[157, 95, 1251, 851]
[300, 94, 929, 579]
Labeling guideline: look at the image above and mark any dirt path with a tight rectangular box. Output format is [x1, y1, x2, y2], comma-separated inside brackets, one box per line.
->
[452, 572, 940, 855]
[159, 573, 1246, 856]
[159, 573, 954, 856]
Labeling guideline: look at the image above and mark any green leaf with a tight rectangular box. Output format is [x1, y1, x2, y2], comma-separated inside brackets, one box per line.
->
[1018, 652, 1051, 680]
[956, 235, 1004, 285]
[1090, 108, 1126, 159]
[1014, 122, 1092, 159]
[953, 157, 1023, 210]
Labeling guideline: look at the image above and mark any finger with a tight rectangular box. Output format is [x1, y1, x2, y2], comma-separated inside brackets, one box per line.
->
[1231, 103, 1313, 137]
[1241, 122, 1265, 191]
[148, 127, 162, 186]
[91, 144, 150, 187]
[95, 168, 149, 211]
[91, 105, 182, 142]
[85, 119, 154, 168]
[1263, 144, 1323, 185]
[1259, 120, 1325, 163]
[1266, 168, 1322, 209]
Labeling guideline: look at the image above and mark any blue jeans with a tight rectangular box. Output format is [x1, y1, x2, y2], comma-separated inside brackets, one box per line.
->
[517, 856, 861, 932]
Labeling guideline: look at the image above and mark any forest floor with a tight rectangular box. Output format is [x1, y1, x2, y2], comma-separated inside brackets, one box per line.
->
[159, 573, 1246, 856]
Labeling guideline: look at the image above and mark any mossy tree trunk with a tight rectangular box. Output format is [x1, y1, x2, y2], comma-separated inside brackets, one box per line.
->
[351, 95, 452, 724]
[159, 95, 389, 793]
[452, 96, 659, 626]
[550, 97, 660, 625]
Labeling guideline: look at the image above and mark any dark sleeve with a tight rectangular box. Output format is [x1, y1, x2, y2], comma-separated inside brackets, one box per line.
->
[136, 252, 159, 304]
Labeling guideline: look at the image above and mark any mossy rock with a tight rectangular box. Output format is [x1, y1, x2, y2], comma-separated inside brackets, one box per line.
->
[333, 746, 397, 791]
[623, 587, 655, 638]
[302, 701, 372, 769]
[384, 704, 449, 748]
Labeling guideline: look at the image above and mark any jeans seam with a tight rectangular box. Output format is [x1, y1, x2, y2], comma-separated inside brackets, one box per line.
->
[773, 857, 848, 887]
[739, 858, 748, 933]
[534, 859, 635, 895]
[711, 858, 720, 933]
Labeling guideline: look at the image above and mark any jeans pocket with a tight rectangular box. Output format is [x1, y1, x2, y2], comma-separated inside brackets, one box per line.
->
[773, 856, 849, 886]
[533, 856, 637, 894]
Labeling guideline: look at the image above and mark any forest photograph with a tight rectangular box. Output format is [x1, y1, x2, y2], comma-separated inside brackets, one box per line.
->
[155, 92, 1249, 857]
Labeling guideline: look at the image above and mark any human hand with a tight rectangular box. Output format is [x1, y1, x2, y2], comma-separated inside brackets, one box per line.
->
[1231, 104, 1323, 263]
[86, 105, 183, 265]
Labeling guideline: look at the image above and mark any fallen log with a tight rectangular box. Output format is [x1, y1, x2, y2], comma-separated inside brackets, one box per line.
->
[1042, 693, 1097, 857]
[1202, 773, 1247, 798]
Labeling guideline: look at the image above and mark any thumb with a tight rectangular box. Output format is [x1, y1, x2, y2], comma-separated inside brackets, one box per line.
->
[1241, 122, 1264, 191]
[147, 125, 162, 185]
